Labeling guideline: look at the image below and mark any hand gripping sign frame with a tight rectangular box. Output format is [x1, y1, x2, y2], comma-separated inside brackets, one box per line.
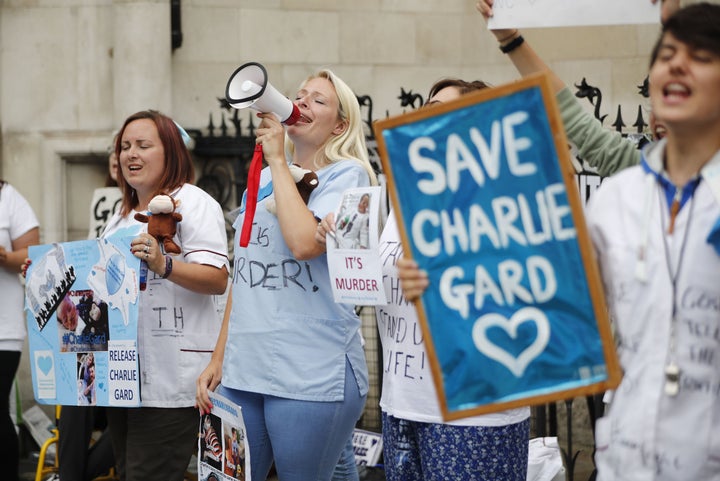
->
[373, 72, 621, 420]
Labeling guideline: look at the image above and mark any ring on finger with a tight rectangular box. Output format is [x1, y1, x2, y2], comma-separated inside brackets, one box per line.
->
[145, 252, 149, 260]
[144, 246, 149, 253]
[146, 239, 151, 246]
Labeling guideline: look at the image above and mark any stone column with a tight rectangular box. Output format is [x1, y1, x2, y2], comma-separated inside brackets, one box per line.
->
[112, 0, 173, 125]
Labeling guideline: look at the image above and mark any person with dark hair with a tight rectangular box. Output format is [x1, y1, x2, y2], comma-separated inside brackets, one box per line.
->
[324, 2, 682, 479]
[426, 78, 492, 103]
[104, 110, 229, 481]
[584, 4, 720, 479]
[0, 180, 39, 481]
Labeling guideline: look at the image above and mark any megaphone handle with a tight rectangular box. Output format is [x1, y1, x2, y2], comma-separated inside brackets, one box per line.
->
[239, 144, 264, 247]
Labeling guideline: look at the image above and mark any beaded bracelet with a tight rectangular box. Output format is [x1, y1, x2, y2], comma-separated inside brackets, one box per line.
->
[161, 255, 173, 279]
[500, 35, 525, 54]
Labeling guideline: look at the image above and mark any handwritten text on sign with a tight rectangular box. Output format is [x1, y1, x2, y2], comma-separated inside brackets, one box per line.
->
[376, 77, 615, 418]
[408, 111, 574, 320]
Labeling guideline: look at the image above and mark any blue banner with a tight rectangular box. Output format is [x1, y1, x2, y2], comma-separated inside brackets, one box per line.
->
[376, 75, 618, 418]
[25, 237, 141, 407]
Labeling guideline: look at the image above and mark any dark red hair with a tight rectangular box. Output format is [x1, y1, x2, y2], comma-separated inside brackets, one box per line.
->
[115, 110, 195, 216]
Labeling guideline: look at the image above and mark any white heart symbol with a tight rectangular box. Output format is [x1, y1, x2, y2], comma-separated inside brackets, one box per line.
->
[472, 307, 550, 377]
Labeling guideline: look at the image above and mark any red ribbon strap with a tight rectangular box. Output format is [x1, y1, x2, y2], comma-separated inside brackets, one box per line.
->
[239, 144, 263, 247]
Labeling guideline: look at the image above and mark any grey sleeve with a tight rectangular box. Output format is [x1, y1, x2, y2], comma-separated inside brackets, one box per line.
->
[557, 87, 641, 177]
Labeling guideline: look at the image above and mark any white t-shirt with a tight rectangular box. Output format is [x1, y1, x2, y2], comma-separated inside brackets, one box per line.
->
[0, 183, 40, 351]
[103, 183, 229, 407]
[376, 211, 529, 426]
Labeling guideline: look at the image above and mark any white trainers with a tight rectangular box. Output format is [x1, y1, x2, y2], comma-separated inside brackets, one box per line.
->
[44, 474, 60, 481]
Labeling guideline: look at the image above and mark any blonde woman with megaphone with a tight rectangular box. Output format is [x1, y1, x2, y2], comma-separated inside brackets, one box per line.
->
[196, 68, 376, 481]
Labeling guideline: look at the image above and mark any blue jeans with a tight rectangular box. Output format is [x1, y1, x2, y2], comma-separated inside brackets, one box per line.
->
[218, 359, 366, 481]
[331, 437, 359, 481]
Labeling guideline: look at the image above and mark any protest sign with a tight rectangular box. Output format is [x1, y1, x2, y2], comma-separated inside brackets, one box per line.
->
[24, 237, 141, 407]
[198, 391, 250, 481]
[327, 186, 387, 305]
[373, 72, 621, 420]
[352, 428, 383, 467]
[88, 187, 122, 239]
[487, 0, 659, 29]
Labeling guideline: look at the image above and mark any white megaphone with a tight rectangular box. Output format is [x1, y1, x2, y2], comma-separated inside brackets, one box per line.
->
[225, 62, 301, 125]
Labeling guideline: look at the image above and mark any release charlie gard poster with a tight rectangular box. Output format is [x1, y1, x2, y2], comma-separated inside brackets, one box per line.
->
[25, 237, 141, 407]
[373, 73, 621, 420]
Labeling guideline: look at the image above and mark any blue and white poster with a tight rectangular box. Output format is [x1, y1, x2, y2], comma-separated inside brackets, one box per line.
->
[25, 237, 141, 407]
[373, 73, 620, 420]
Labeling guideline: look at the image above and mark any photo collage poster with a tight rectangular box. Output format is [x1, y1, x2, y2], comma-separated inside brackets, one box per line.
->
[25, 237, 141, 407]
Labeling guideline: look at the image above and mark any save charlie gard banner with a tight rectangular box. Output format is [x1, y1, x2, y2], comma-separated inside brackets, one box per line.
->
[24, 237, 141, 407]
[374, 73, 620, 420]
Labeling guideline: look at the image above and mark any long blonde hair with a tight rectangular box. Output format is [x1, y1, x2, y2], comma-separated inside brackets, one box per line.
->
[286, 69, 377, 185]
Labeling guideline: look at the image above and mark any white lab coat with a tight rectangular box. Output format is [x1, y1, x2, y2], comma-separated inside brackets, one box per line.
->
[587, 140, 720, 480]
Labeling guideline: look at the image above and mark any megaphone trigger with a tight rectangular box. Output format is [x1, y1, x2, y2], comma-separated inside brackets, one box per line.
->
[226, 61, 301, 125]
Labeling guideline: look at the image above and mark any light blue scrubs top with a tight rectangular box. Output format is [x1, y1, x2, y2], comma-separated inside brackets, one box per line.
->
[224, 160, 370, 402]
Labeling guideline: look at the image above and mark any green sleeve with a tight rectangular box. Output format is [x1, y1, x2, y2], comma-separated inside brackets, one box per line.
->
[556, 87, 641, 177]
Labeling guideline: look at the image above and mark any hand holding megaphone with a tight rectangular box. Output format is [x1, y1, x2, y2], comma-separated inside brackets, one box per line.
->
[226, 62, 302, 248]
[225, 62, 301, 125]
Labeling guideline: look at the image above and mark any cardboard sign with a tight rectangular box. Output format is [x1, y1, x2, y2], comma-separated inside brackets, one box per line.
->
[88, 187, 122, 239]
[352, 428, 383, 466]
[327, 186, 387, 305]
[25, 237, 141, 407]
[487, 0, 659, 29]
[373, 73, 621, 420]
